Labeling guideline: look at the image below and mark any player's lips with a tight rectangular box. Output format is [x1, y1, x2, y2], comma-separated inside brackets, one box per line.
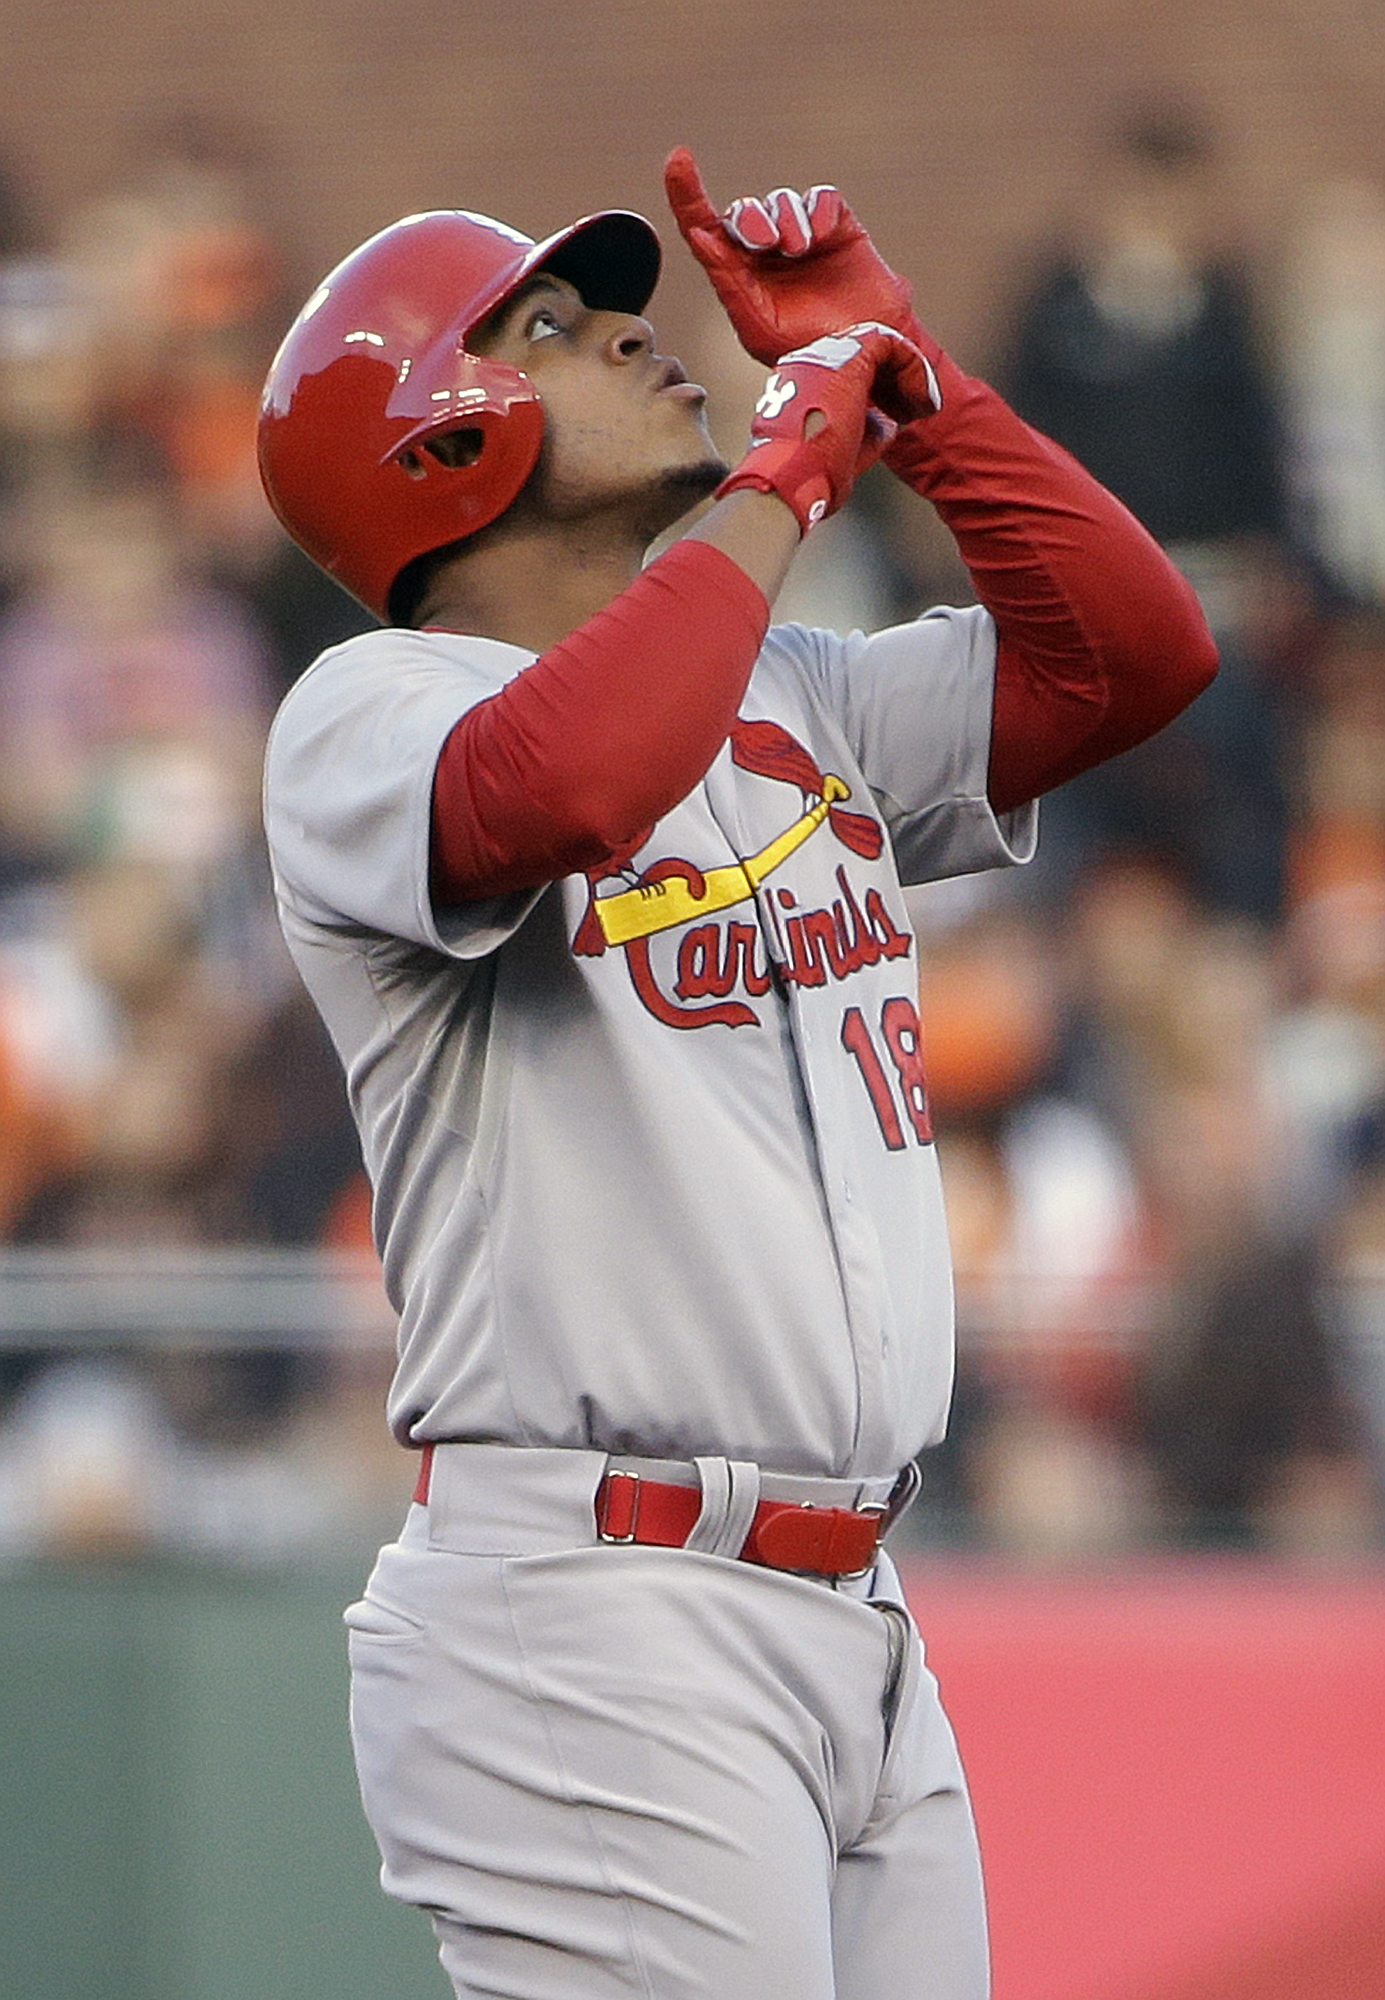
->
[655, 358, 707, 403]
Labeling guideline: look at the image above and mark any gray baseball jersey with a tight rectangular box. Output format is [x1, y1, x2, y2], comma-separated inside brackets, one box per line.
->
[263, 603, 1035, 1479]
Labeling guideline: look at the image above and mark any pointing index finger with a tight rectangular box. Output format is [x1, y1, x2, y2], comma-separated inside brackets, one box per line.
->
[663, 146, 722, 239]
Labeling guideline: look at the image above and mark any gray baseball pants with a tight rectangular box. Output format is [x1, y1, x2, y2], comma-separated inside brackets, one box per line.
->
[346, 1445, 990, 1999]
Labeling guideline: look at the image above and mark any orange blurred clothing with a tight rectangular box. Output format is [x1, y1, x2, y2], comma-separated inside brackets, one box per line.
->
[0, 1019, 80, 1236]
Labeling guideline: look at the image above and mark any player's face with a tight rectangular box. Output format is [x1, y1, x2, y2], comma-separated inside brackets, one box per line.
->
[471, 275, 726, 535]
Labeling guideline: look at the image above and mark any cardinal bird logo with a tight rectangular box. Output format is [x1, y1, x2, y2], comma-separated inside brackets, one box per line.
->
[573, 718, 883, 956]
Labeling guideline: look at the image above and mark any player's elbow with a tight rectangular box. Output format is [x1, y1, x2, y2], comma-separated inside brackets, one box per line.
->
[1115, 557, 1220, 738]
[1176, 591, 1221, 699]
[1154, 601, 1220, 728]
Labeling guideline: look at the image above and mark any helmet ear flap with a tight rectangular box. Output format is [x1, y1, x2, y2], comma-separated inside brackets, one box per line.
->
[381, 375, 546, 554]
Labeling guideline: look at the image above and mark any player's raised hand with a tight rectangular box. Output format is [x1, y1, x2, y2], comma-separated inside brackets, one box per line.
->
[665, 146, 927, 369]
[717, 321, 935, 534]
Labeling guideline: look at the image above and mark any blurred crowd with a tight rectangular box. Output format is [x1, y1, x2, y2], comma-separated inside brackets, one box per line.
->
[0, 97, 1383, 1564]
[0, 114, 383, 1556]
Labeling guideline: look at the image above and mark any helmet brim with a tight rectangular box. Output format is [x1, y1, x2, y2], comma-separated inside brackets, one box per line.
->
[467, 209, 662, 339]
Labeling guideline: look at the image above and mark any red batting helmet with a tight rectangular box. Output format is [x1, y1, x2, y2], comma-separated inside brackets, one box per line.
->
[257, 205, 661, 622]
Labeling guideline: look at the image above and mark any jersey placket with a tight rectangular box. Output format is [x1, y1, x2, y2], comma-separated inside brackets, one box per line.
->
[699, 739, 900, 1471]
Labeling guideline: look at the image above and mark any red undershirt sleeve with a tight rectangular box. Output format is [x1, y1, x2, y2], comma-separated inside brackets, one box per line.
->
[883, 355, 1219, 815]
[429, 539, 769, 904]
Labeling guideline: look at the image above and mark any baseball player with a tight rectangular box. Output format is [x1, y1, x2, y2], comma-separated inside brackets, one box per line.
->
[258, 149, 1216, 2000]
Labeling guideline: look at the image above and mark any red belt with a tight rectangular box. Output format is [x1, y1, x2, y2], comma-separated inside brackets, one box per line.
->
[413, 1445, 895, 1579]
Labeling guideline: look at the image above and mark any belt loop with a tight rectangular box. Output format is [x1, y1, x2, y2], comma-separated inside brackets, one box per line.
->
[685, 1457, 761, 1557]
[885, 1458, 922, 1528]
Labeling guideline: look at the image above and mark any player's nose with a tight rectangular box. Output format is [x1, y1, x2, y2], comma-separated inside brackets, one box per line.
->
[596, 311, 656, 363]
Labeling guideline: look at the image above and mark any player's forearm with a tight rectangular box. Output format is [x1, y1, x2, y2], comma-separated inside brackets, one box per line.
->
[885, 357, 1219, 813]
[682, 486, 803, 598]
[430, 536, 771, 903]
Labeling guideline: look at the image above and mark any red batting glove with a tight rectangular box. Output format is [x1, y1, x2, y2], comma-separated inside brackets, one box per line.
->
[717, 322, 938, 535]
[666, 145, 938, 379]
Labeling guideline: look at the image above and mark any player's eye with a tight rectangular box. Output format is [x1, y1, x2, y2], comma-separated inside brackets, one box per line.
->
[527, 307, 565, 342]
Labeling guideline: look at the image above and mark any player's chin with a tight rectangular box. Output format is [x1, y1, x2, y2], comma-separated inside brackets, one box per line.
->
[643, 456, 729, 535]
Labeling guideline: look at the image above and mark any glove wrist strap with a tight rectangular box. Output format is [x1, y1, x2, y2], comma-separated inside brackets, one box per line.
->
[716, 438, 832, 537]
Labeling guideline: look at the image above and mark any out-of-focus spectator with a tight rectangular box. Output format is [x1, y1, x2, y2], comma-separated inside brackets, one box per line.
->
[0, 985, 76, 1235]
[916, 898, 1060, 1125]
[1270, 609, 1385, 1227]
[911, 893, 1159, 1555]
[1139, 1237, 1380, 1558]
[1126, 912, 1286, 1260]
[0, 469, 274, 891]
[993, 93, 1302, 927]
[10, 855, 256, 1244]
[48, 116, 371, 689]
[0, 148, 44, 280]
[57, 114, 288, 559]
[996, 92, 1287, 552]
[212, 982, 365, 1248]
[1328, 1125, 1385, 1523]
[1061, 862, 1382, 1558]
[1275, 178, 1385, 610]
[0, 124, 379, 1547]
[0, 145, 61, 601]
[913, 850, 1385, 1561]
[1043, 852, 1207, 1155]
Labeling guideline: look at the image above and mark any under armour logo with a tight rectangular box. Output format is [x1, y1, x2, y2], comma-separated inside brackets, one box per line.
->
[755, 373, 797, 420]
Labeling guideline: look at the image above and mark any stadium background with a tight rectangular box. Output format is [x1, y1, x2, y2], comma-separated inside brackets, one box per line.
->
[2, 2, 1385, 1996]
